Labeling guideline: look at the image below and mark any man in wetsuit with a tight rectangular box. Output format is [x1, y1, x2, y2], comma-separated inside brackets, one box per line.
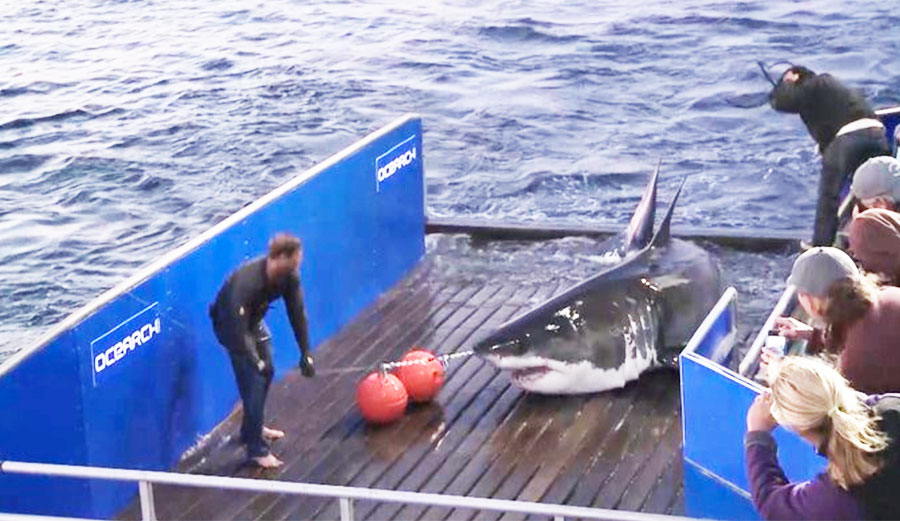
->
[210, 233, 315, 468]
[769, 65, 890, 246]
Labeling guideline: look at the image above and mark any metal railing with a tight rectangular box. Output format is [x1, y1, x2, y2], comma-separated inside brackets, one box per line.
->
[0, 460, 699, 521]
[739, 285, 796, 377]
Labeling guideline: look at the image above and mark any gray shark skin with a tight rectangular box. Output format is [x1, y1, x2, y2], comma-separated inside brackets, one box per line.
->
[474, 173, 721, 394]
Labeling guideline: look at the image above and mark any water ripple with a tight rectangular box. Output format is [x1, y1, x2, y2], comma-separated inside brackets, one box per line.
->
[0, 0, 898, 358]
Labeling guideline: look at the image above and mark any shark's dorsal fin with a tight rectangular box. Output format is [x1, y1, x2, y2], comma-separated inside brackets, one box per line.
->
[650, 176, 686, 247]
[622, 160, 660, 252]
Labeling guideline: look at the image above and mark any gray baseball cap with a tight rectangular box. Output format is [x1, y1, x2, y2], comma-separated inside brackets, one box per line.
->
[851, 156, 900, 202]
[786, 247, 859, 297]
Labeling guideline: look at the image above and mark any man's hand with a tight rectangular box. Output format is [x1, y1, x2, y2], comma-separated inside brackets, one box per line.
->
[256, 359, 267, 374]
[759, 346, 784, 383]
[782, 69, 800, 84]
[774, 316, 814, 341]
[299, 353, 315, 377]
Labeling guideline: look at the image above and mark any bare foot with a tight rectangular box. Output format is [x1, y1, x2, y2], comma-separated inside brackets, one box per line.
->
[262, 426, 285, 441]
[250, 454, 283, 469]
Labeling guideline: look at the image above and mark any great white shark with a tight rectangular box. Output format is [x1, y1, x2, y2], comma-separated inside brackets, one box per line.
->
[474, 168, 721, 394]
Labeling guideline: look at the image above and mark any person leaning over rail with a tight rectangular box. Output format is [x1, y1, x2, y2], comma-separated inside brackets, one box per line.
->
[848, 209, 900, 286]
[850, 156, 900, 213]
[769, 65, 890, 246]
[772, 247, 900, 394]
[745, 356, 900, 520]
[210, 232, 316, 469]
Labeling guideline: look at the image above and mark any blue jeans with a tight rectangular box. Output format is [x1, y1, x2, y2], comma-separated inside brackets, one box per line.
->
[214, 317, 274, 459]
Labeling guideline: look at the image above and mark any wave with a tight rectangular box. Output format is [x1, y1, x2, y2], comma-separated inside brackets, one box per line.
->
[478, 24, 582, 44]
[0, 107, 124, 132]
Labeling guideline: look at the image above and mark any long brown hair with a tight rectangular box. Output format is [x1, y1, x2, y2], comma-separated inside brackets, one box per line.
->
[822, 277, 877, 354]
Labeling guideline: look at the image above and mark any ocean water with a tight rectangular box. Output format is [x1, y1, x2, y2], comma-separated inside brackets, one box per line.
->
[1, 0, 898, 359]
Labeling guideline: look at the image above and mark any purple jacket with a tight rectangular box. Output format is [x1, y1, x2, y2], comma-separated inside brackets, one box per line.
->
[744, 430, 862, 520]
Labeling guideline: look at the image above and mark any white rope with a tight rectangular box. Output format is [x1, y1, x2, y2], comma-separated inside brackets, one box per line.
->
[314, 350, 476, 376]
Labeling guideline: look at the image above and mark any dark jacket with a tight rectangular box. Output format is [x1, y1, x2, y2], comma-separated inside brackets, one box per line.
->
[769, 69, 876, 153]
[745, 395, 900, 520]
[745, 430, 860, 520]
[848, 209, 900, 283]
[808, 286, 900, 394]
[852, 394, 900, 519]
[770, 67, 887, 246]
[210, 256, 311, 364]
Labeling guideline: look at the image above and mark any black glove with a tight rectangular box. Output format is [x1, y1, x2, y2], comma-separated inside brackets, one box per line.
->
[299, 353, 315, 377]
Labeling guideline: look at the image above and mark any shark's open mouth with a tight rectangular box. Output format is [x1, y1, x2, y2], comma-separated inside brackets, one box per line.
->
[512, 366, 551, 380]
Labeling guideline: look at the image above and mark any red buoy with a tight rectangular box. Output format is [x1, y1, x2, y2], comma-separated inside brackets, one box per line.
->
[394, 349, 445, 403]
[356, 372, 408, 424]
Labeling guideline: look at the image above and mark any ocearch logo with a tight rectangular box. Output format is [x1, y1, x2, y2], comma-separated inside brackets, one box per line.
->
[90, 303, 162, 386]
[375, 134, 418, 191]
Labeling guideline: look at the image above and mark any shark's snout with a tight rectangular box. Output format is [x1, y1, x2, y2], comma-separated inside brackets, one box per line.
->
[474, 336, 528, 358]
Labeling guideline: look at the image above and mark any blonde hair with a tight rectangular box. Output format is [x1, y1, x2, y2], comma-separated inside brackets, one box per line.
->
[768, 356, 888, 489]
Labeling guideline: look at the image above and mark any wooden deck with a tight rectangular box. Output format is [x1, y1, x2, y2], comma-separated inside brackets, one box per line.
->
[121, 256, 684, 520]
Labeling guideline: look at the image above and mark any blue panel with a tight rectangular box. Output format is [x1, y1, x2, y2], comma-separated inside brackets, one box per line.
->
[681, 355, 827, 518]
[879, 110, 900, 155]
[0, 116, 425, 518]
[684, 461, 759, 521]
[0, 333, 93, 517]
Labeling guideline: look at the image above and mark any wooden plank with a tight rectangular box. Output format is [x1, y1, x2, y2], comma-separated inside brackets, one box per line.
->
[293, 283, 534, 521]
[619, 426, 684, 514]
[466, 396, 591, 521]
[641, 455, 685, 515]
[343, 289, 544, 521]
[362, 286, 552, 521]
[284, 363, 501, 521]
[173, 277, 471, 520]
[118, 248, 687, 521]
[559, 372, 677, 510]
[436, 398, 560, 521]
[384, 383, 525, 521]
[667, 463, 686, 515]
[426, 216, 806, 251]
[117, 268, 451, 521]
[529, 385, 643, 511]
[590, 373, 681, 511]
[611, 383, 682, 512]
[414, 391, 556, 521]
[230, 282, 487, 521]
[231, 282, 513, 521]
[493, 396, 618, 521]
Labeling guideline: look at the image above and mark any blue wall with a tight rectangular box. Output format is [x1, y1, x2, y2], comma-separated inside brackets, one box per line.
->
[0, 115, 425, 518]
[680, 291, 825, 520]
[876, 108, 900, 156]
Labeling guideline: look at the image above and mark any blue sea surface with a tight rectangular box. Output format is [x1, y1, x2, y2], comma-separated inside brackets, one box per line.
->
[1, 0, 898, 359]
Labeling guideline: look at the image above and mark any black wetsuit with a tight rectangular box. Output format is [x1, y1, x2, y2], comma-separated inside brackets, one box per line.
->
[770, 69, 890, 246]
[210, 256, 311, 457]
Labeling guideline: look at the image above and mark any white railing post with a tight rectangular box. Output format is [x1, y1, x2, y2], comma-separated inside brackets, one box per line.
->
[554, 516, 565, 521]
[339, 497, 354, 521]
[138, 480, 157, 521]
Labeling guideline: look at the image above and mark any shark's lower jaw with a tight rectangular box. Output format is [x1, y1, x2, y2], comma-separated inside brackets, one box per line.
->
[487, 353, 658, 394]
[512, 366, 551, 380]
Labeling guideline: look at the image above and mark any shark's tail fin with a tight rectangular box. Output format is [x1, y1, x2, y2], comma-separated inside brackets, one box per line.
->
[650, 176, 686, 247]
[622, 159, 660, 253]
